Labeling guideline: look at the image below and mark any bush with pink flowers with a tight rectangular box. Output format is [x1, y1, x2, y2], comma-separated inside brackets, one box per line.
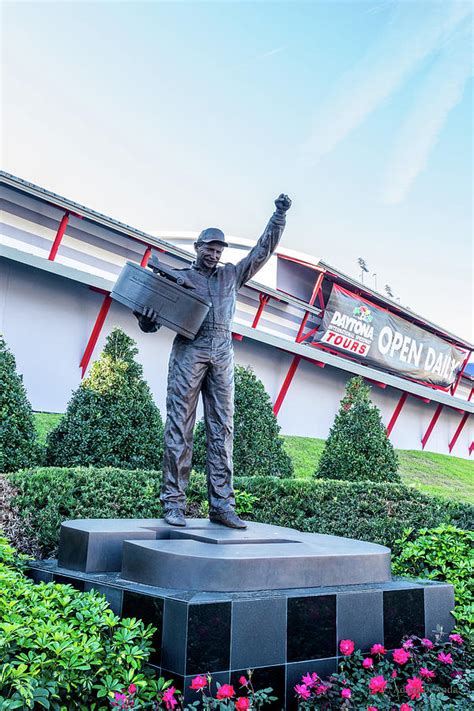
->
[186, 672, 276, 709]
[294, 634, 473, 709]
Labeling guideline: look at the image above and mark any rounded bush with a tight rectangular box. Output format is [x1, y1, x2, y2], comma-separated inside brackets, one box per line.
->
[315, 376, 400, 483]
[45, 328, 164, 469]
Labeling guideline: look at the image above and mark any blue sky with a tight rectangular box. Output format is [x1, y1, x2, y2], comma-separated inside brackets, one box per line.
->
[2, 1, 472, 343]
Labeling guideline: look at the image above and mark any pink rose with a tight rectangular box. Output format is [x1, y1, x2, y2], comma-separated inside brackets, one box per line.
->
[302, 672, 319, 688]
[367, 707, 379, 711]
[405, 677, 424, 700]
[393, 648, 411, 664]
[339, 639, 355, 656]
[235, 698, 250, 711]
[449, 633, 464, 645]
[363, 657, 374, 669]
[341, 688, 351, 699]
[294, 684, 311, 700]
[391, 671, 398, 678]
[403, 639, 414, 649]
[190, 675, 207, 690]
[217, 684, 235, 700]
[419, 667, 436, 679]
[368, 675, 387, 694]
[238, 676, 248, 686]
[421, 638, 433, 648]
[437, 652, 453, 665]
[315, 684, 330, 696]
[127, 684, 137, 695]
[400, 705, 413, 711]
[163, 687, 178, 710]
[370, 643, 386, 655]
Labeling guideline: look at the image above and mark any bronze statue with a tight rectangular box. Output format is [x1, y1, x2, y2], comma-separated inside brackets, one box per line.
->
[137, 194, 291, 528]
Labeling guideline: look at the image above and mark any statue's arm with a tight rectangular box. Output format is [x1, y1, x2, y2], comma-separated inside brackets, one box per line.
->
[234, 194, 291, 288]
[133, 307, 161, 333]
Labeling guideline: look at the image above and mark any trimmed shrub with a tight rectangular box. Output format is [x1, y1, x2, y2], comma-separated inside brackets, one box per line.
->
[8, 468, 473, 558]
[0, 535, 175, 709]
[392, 525, 474, 638]
[193, 365, 293, 478]
[315, 376, 399, 482]
[45, 328, 164, 469]
[0, 335, 39, 473]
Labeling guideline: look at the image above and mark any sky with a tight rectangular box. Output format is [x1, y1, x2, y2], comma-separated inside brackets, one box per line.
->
[2, 0, 473, 343]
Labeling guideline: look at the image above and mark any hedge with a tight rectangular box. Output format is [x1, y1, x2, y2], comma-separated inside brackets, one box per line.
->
[7, 468, 474, 558]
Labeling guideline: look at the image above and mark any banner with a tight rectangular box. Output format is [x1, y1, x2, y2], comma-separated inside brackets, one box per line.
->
[314, 285, 467, 389]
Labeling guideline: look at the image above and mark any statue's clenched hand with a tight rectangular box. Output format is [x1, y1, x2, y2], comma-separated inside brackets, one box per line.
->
[275, 194, 292, 213]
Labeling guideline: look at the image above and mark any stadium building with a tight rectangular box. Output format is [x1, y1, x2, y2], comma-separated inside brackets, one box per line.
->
[1, 172, 472, 459]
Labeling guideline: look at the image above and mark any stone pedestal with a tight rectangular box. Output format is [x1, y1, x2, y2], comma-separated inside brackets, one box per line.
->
[27, 519, 455, 710]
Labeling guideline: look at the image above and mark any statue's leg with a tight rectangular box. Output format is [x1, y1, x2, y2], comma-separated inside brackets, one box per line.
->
[161, 340, 208, 512]
[201, 340, 236, 514]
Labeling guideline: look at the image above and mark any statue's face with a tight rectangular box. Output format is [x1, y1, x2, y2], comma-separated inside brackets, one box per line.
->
[194, 241, 225, 270]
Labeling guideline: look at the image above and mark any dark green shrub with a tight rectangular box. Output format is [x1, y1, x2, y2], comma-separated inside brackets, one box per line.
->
[0, 335, 39, 472]
[0, 535, 171, 709]
[392, 525, 474, 638]
[193, 365, 293, 478]
[315, 376, 399, 482]
[8, 468, 473, 558]
[45, 328, 164, 469]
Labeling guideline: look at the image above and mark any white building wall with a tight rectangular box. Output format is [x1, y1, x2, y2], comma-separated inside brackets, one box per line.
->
[1, 258, 472, 459]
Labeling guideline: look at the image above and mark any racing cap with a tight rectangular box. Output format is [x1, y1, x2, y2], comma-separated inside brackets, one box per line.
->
[196, 227, 228, 247]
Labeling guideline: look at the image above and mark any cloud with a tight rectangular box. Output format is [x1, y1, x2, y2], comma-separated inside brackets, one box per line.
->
[256, 46, 286, 61]
[304, 0, 472, 159]
[383, 24, 473, 204]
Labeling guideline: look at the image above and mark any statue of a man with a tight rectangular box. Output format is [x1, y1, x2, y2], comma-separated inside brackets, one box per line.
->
[137, 194, 292, 528]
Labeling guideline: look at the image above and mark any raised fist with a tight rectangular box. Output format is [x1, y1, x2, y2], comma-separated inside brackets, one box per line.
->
[275, 194, 292, 213]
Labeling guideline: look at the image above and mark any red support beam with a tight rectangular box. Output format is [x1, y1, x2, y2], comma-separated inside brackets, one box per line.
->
[448, 412, 470, 453]
[79, 294, 112, 377]
[252, 293, 270, 329]
[469, 441, 474, 456]
[386, 392, 408, 436]
[232, 332, 243, 341]
[450, 350, 471, 395]
[421, 404, 443, 450]
[273, 355, 301, 416]
[48, 211, 70, 261]
[296, 271, 325, 343]
[140, 246, 152, 267]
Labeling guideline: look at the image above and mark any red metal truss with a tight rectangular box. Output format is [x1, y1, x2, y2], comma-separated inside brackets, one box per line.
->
[450, 350, 471, 395]
[79, 294, 112, 377]
[295, 271, 325, 343]
[48, 211, 70, 261]
[252, 293, 270, 329]
[421, 404, 444, 450]
[448, 386, 473, 453]
[273, 355, 301, 415]
[140, 246, 152, 267]
[469, 441, 474, 456]
[386, 392, 408, 436]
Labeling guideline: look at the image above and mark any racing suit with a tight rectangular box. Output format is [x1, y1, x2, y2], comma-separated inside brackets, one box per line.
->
[158, 209, 286, 515]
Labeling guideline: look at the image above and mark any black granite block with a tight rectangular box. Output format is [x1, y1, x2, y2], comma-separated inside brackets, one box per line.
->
[26, 568, 53, 584]
[231, 597, 286, 669]
[287, 595, 336, 662]
[286, 657, 338, 711]
[424, 584, 455, 641]
[183, 671, 230, 706]
[384, 588, 425, 649]
[230, 665, 285, 711]
[83, 582, 123, 615]
[337, 591, 383, 652]
[122, 591, 164, 666]
[186, 602, 231, 675]
[162, 599, 188, 676]
[52, 573, 85, 591]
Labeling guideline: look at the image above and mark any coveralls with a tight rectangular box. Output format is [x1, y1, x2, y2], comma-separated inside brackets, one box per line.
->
[160, 209, 286, 515]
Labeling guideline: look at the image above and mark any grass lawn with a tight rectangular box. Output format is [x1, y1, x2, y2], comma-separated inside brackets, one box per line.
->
[282, 435, 473, 504]
[34, 414, 473, 505]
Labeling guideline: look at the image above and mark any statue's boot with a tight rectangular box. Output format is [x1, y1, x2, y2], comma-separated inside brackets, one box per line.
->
[209, 510, 247, 529]
[164, 509, 186, 527]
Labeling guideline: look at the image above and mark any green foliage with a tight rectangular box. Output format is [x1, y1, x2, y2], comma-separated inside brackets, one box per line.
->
[392, 525, 474, 638]
[193, 365, 293, 478]
[0, 335, 40, 473]
[316, 376, 399, 483]
[33, 412, 63, 447]
[0, 535, 166, 710]
[8, 468, 473, 558]
[45, 328, 164, 470]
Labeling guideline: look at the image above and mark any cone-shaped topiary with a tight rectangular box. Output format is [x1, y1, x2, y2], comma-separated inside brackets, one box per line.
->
[193, 365, 293, 478]
[0, 335, 40, 472]
[315, 376, 399, 482]
[45, 328, 164, 469]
